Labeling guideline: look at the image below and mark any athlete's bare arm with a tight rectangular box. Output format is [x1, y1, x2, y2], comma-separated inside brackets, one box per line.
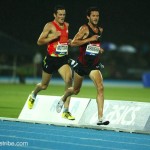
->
[65, 22, 72, 45]
[99, 27, 104, 53]
[37, 22, 61, 45]
[71, 25, 100, 47]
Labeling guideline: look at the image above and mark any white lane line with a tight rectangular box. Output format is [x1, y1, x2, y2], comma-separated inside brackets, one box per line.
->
[0, 134, 127, 150]
[0, 129, 150, 147]
[1, 123, 150, 141]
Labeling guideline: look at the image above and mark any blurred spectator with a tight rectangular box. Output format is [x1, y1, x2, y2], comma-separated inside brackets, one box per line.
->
[101, 42, 117, 51]
[118, 44, 136, 53]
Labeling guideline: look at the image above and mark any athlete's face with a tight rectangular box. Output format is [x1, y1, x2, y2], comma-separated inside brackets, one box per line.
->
[54, 9, 66, 24]
[88, 11, 99, 25]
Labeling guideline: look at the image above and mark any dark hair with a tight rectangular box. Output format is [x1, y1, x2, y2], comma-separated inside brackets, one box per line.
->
[54, 5, 66, 14]
[86, 7, 99, 16]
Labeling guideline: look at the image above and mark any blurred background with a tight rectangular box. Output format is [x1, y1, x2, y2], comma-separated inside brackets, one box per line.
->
[0, 0, 150, 84]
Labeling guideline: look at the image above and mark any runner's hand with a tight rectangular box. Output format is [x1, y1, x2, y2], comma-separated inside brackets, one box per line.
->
[100, 48, 104, 54]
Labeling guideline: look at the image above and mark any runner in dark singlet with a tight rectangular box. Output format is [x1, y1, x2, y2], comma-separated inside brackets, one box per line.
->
[56, 7, 109, 125]
[78, 23, 102, 66]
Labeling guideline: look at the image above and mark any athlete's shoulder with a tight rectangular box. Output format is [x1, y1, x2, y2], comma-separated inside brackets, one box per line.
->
[79, 24, 89, 31]
[82, 24, 89, 28]
[43, 21, 56, 31]
[64, 22, 69, 27]
[45, 22, 54, 27]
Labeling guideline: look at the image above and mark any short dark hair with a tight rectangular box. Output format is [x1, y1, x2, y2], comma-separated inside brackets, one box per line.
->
[54, 5, 66, 14]
[86, 7, 99, 16]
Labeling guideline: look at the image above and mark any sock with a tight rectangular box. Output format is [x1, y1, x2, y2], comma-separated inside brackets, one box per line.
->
[31, 92, 36, 99]
[98, 117, 103, 122]
[63, 108, 68, 112]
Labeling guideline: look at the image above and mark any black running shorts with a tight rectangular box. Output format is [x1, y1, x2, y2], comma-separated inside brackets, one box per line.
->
[42, 55, 69, 74]
[73, 61, 100, 76]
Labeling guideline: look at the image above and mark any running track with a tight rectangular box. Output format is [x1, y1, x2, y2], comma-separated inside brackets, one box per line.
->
[0, 120, 150, 150]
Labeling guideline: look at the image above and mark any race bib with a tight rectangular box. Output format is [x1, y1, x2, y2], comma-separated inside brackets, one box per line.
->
[85, 44, 100, 56]
[56, 43, 68, 55]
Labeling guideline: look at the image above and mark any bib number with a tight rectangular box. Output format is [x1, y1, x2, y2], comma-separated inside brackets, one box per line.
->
[56, 43, 68, 55]
[85, 44, 100, 56]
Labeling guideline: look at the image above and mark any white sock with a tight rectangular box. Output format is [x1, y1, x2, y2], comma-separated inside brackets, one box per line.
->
[31, 92, 36, 99]
[63, 108, 68, 112]
[98, 117, 103, 122]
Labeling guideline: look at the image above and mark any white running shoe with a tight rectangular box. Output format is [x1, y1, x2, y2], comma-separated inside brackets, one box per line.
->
[97, 119, 110, 125]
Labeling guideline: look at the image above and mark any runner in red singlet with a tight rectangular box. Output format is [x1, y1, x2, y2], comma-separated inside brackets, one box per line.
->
[28, 5, 75, 120]
[56, 7, 109, 125]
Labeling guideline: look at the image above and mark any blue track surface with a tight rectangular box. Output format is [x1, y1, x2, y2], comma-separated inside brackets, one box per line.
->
[0, 120, 150, 150]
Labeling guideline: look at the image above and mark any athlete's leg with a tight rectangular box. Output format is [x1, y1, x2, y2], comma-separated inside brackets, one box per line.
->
[58, 64, 77, 120]
[32, 70, 52, 96]
[73, 72, 84, 94]
[58, 64, 72, 109]
[56, 71, 83, 113]
[62, 72, 84, 101]
[89, 70, 104, 120]
[28, 70, 52, 109]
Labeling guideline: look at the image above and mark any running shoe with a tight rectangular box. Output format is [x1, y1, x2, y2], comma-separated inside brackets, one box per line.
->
[97, 120, 110, 125]
[28, 94, 36, 109]
[56, 100, 64, 113]
[62, 112, 75, 120]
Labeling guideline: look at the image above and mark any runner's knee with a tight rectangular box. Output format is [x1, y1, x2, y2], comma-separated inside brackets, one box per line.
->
[97, 84, 104, 93]
[37, 83, 48, 90]
[41, 85, 48, 90]
[65, 77, 72, 85]
[73, 88, 80, 95]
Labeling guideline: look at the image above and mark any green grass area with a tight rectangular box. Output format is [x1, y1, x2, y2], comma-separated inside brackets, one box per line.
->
[0, 83, 149, 118]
